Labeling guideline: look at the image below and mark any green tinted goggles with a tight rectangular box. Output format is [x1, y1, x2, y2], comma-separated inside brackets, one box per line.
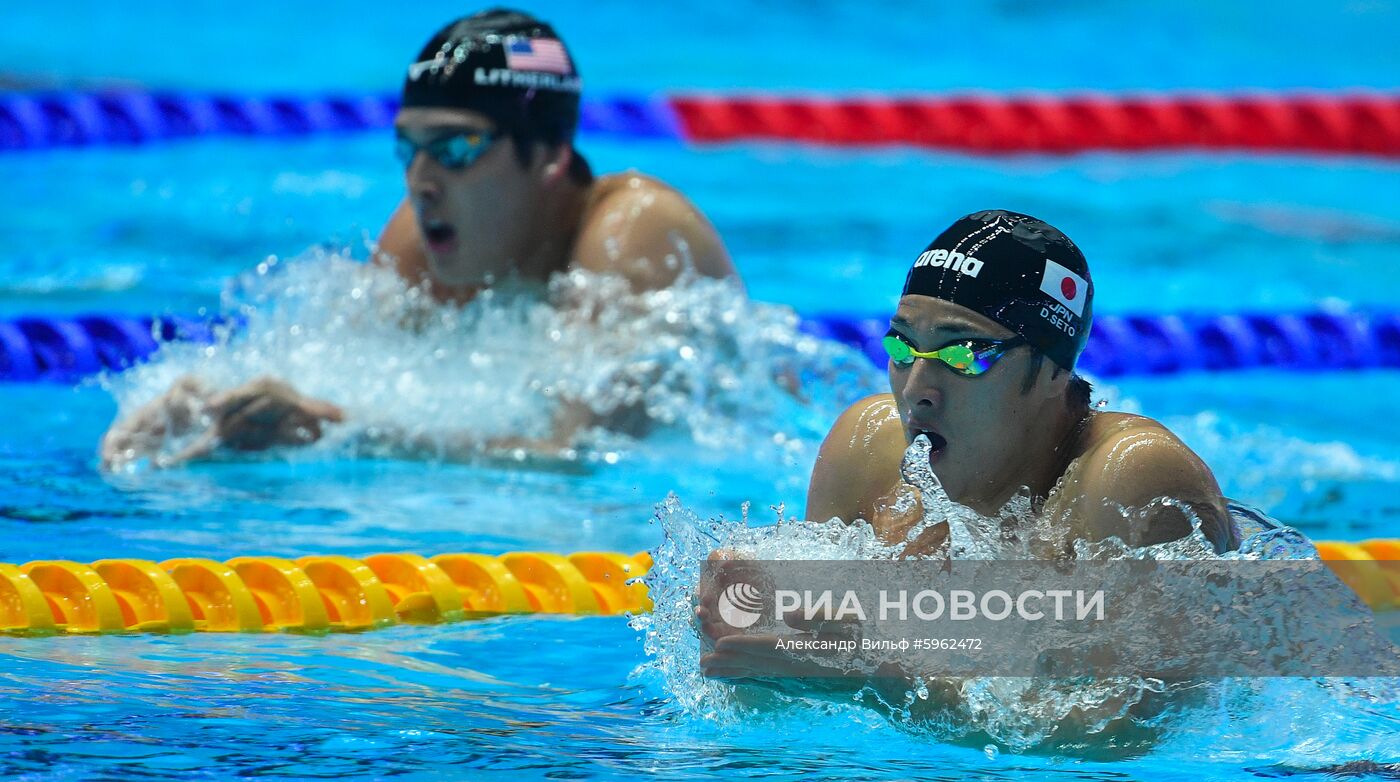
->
[882, 331, 1028, 376]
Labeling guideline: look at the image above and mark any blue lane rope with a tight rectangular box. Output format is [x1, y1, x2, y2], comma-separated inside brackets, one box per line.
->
[0, 316, 219, 382]
[2, 311, 1398, 382]
[0, 91, 680, 151]
[802, 311, 1400, 377]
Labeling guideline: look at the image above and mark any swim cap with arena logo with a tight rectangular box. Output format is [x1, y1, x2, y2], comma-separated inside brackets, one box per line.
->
[400, 9, 582, 144]
[901, 210, 1093, 371]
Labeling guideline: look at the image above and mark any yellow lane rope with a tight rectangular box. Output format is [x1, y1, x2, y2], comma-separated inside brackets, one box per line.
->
[2, 541, 1395, 636]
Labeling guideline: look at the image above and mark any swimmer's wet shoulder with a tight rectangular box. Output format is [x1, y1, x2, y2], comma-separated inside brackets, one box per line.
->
[1046, 412, 1237, 552]
[571, 172, 736, 292]
[806, 393, 907, 527]
[377, 169, 737, 298]
[808, 400, 1236, 553]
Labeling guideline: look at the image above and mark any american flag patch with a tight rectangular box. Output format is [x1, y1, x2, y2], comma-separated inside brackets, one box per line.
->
[504, 38, 572, 74]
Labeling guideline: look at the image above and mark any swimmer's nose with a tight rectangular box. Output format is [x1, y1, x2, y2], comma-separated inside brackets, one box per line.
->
[898, 358, 945, 411]
[405, 155, 441, 205]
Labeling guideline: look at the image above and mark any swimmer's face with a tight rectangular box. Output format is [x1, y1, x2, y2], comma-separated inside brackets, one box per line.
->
[394, 107, 558, 287]
[888, 295, 1067, 510]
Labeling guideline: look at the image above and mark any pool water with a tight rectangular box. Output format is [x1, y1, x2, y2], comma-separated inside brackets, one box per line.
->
[3, 0, 1400, 778]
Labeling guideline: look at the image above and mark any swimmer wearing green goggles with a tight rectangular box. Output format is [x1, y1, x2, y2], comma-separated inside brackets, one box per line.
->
[804, 210, 1239, 554]
[698, 210, 1244, 723]
[881, 332, 1028, 376]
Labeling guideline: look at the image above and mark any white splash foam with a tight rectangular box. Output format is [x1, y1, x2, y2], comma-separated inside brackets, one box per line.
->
[102, 247, 882, 471]
[635, 431, 1387, 753]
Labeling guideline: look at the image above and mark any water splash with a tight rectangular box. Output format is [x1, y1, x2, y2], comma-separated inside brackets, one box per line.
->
[636, 432, 1394, 754]
[102, 248, 882, 475]
[897, 434, 1041, 561]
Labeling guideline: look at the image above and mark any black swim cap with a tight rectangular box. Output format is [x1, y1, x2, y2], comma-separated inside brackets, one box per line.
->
[400, 9, 581, 146]
[901, 210, 1093, 371]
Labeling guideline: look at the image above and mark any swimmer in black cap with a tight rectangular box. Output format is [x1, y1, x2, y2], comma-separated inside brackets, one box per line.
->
[101, 8, 738, 468]
[696, 210, 1240, 695]
[377, 8, 736, 300]
[797, 209, 1237, 554]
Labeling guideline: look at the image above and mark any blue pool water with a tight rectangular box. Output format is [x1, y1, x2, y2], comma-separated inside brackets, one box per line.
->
[3, 1, 1400, 778]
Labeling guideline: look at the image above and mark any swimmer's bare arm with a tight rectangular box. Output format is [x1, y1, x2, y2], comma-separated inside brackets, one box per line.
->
[708, 396, 961, 711]
[1069, 422, 1237, 552]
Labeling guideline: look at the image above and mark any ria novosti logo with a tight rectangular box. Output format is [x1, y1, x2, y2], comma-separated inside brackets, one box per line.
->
[716, 582, 764, 628]
[713, 581, 1106, 628]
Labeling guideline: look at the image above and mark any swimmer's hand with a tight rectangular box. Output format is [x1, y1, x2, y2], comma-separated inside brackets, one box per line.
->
[698, 609, 865, 693]
[700, 596, 956, 710]
[693, 549, 963, 713]
[696, 549, 873, 693]
[100, 376, 343, 470]
[178, 377, 344, 459]
[693, 549, 761, 648]
[100, 376, 213, 470]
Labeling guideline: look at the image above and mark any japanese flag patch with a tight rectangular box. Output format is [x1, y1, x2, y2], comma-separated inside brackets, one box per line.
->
[1039, 258, 1088, 317]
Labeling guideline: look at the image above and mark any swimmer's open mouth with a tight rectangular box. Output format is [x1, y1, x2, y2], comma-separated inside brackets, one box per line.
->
[423, 220, 458, 251]
[910, 426, 948, 461]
